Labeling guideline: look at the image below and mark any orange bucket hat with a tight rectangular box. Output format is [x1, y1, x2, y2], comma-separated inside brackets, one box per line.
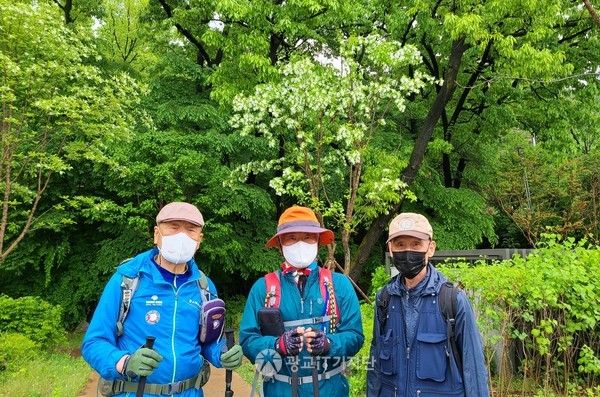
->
[265, 206, 334, 247]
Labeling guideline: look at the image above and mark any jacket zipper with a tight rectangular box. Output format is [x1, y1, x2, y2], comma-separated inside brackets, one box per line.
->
[170, 277, 198, 383]
[289, 273, 307, 316]
[171, 286, 178, 383]
[404, 293, 410, 395]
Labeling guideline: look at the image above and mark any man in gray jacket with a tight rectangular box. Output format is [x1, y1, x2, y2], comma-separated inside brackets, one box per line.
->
[367, 212, 489, 397]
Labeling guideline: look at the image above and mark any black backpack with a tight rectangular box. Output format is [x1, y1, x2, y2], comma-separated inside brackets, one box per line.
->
[376, 281, 462, 374]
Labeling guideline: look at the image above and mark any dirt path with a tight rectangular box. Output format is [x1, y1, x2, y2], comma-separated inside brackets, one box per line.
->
[77, 366, 253, 396]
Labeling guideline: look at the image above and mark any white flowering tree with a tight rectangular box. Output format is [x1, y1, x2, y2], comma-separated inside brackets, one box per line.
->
[230, 35, 434, 277]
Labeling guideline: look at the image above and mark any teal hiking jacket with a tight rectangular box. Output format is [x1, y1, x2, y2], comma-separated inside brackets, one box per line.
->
[239, 261, 364, 397]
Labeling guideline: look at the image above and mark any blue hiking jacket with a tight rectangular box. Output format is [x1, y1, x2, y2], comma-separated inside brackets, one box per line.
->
[239, 261, 364, 397]
[367, 264, 490, 397]
[82, 248, 226, 397]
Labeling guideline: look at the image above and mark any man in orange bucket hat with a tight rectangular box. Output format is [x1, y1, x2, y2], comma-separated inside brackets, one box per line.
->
[240, 206, 364, 397]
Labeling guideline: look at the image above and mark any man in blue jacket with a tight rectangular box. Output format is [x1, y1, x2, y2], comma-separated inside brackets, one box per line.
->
[239, 206, 364, 397]
[82, 202, 243, 396]
[367, 212, 489, 397]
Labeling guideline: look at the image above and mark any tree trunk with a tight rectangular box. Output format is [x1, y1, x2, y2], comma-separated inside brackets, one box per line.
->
[349, 37, 469, 281]
[583, 0, 600, 28]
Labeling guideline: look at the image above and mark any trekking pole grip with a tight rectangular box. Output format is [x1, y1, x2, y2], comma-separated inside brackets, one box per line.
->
[224, 328, 235, 397]
[136, 336, 156, 397]
[225, 328, 235, 350]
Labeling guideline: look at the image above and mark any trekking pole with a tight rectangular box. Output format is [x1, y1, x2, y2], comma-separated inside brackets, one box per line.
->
[224, 328, 235, 397]
[136, 336, 156, 397]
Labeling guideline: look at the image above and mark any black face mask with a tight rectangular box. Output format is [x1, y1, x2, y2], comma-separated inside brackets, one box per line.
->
[392, 250, 427, 279]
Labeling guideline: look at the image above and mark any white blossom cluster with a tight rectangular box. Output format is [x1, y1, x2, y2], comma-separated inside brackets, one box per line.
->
[229, 33, 434, 213]
[270, 167, 310, 199]
[365, 176, 407, 202]
[225, 158, 282, 188]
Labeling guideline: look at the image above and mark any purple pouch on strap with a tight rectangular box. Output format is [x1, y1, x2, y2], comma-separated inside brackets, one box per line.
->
[199, 298, 226, 344]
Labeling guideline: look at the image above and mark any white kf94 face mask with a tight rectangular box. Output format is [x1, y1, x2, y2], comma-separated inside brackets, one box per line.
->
[159, 232, 198, 264]
[282, 241, 318, 269]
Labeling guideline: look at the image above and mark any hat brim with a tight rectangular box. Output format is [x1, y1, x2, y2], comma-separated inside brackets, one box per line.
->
[265, 226, 334, 247]
[386, 230, 431, 243]
[158, 217, 204, 227]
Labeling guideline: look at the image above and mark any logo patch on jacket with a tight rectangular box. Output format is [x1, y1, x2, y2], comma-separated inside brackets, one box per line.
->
[145, 310, 160, 325]
[146, 295, 163, 306]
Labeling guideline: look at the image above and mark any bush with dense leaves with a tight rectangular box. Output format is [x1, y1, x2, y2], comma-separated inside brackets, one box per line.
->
[0, 296, 66, 349]
[438, 235, 600, 396]
[0, 333, 39, 372]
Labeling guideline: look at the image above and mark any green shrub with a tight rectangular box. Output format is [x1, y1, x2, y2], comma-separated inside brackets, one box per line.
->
[0, 295, 66, 348]
[368, 265, 390, 299]
[346, 265, 393, 396]
[0, 332, 40, 372]
[438, 235, 600, 396]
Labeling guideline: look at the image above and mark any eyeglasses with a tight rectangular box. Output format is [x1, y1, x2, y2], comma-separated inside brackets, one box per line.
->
[279, 232, 319, 246]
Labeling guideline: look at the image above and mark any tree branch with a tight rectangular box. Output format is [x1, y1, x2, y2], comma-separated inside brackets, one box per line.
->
[583, 0, 600, 28]
[156, 0, 213, 66]
[350, 37, 469, 281]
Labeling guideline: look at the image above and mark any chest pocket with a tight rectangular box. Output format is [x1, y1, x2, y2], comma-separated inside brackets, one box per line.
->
[416, 332, 447, 382]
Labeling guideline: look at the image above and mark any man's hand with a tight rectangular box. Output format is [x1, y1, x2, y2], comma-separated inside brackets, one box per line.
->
[305, 328, 330, 356]
[220, 344, 243, 370]
[275, 327, 305, 356]
[125, 347, 163, 378]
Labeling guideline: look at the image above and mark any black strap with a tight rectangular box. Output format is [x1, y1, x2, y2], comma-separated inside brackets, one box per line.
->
[110, 372, 201, 395]
[291, 357, 299, 397]
[312, 364, 319, 397]
[376, 286, 390, 334]
[439, 282, 462, 375]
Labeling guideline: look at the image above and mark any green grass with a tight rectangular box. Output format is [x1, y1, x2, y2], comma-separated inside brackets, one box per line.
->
[0, 328, 92, 397]
[0, 352, 91, 397]
[237, 359, 257, 387]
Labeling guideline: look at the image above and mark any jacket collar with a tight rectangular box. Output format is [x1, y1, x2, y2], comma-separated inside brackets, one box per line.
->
[118, 247, 203, 284]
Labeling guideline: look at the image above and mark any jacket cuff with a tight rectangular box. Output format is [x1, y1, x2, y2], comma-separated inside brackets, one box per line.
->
[105, 350, 130, 379]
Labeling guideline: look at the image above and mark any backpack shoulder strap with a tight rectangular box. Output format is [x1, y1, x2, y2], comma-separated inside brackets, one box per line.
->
[376, 286, 391, 333]
[264, 271, 281, 308]
[438, 281, 462, 374]
[117, 274, 140, 337]
[319, 267, 341, 332]
[438, 282, 457, 321]
[117, 264, 212, 336]
[197, 270, 211, 302]
[197, 270, 209, 290]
